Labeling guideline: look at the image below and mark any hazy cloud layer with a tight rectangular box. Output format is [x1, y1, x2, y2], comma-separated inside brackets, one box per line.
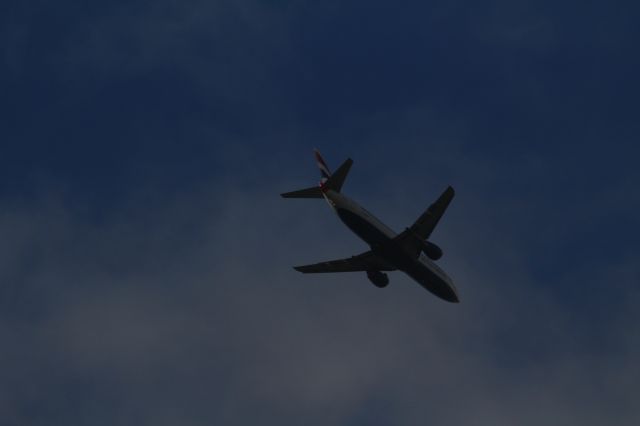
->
[1, 164, 638, 425]
[2, 0, 639, 424]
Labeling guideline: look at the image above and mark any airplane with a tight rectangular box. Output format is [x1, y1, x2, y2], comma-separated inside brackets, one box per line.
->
[281, 150, 459, 303]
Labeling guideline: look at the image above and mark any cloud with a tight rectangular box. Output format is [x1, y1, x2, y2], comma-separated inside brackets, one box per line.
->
[0, 164, 638, 425]
[2, 1, 639, 424]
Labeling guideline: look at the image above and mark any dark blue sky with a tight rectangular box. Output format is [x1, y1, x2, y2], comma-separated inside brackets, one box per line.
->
[2, 1, 639, 424]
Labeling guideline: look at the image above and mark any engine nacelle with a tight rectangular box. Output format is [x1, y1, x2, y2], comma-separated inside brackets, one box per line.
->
[422, 241, 443, 260]
[366, 270, 389, 288]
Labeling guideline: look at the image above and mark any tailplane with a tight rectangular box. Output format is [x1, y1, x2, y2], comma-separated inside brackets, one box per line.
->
[281, 150, 353, 198]
[280, 186, 324, 198]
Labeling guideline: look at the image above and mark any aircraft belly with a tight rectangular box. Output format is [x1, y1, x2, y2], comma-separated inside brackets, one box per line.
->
[336, 207, 458, 303]
[404, 262, 459, 303]
[336, 208, 391, 247]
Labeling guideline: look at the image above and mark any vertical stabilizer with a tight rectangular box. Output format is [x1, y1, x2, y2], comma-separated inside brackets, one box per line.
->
[315, 149, 352, 193]
[314, 149, 332, 184]
[280, 150, 352, 198]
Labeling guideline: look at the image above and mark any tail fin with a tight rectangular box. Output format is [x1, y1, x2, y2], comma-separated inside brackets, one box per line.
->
[281, 150, 352, 199]
[314, 149, 332, 184]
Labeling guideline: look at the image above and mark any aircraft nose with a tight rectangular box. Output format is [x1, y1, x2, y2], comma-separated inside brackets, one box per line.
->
[433, 282, 460, 303]
[445, 284, 460, 303]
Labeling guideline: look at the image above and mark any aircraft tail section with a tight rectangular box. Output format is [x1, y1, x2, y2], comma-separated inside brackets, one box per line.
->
[281, 186, 324, 198]
[325, 157, 353, 192]
[315, 149, 332, 184]
[281, 150, 352, 198]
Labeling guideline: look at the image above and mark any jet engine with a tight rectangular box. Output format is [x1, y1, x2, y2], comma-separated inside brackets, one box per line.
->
[422, 241, 443, 260]
[366, 270, 389, 288]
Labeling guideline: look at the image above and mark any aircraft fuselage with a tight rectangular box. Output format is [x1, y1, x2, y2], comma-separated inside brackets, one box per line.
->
[322, 189, 459, 302]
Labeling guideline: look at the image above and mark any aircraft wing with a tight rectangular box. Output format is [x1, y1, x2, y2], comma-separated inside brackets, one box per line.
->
[394, 186, 455, 256]
[294, 250, 395, 273]
[409, 186, 454, 240]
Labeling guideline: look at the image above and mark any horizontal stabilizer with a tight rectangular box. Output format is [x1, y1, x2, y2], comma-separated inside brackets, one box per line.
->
[324, 158, 353, 192]
[281, 151, 352, 199]
[281, 186, 324, 198]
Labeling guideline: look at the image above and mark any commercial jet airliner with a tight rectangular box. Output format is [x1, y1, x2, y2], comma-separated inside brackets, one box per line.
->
[281, 151, 459, 303]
